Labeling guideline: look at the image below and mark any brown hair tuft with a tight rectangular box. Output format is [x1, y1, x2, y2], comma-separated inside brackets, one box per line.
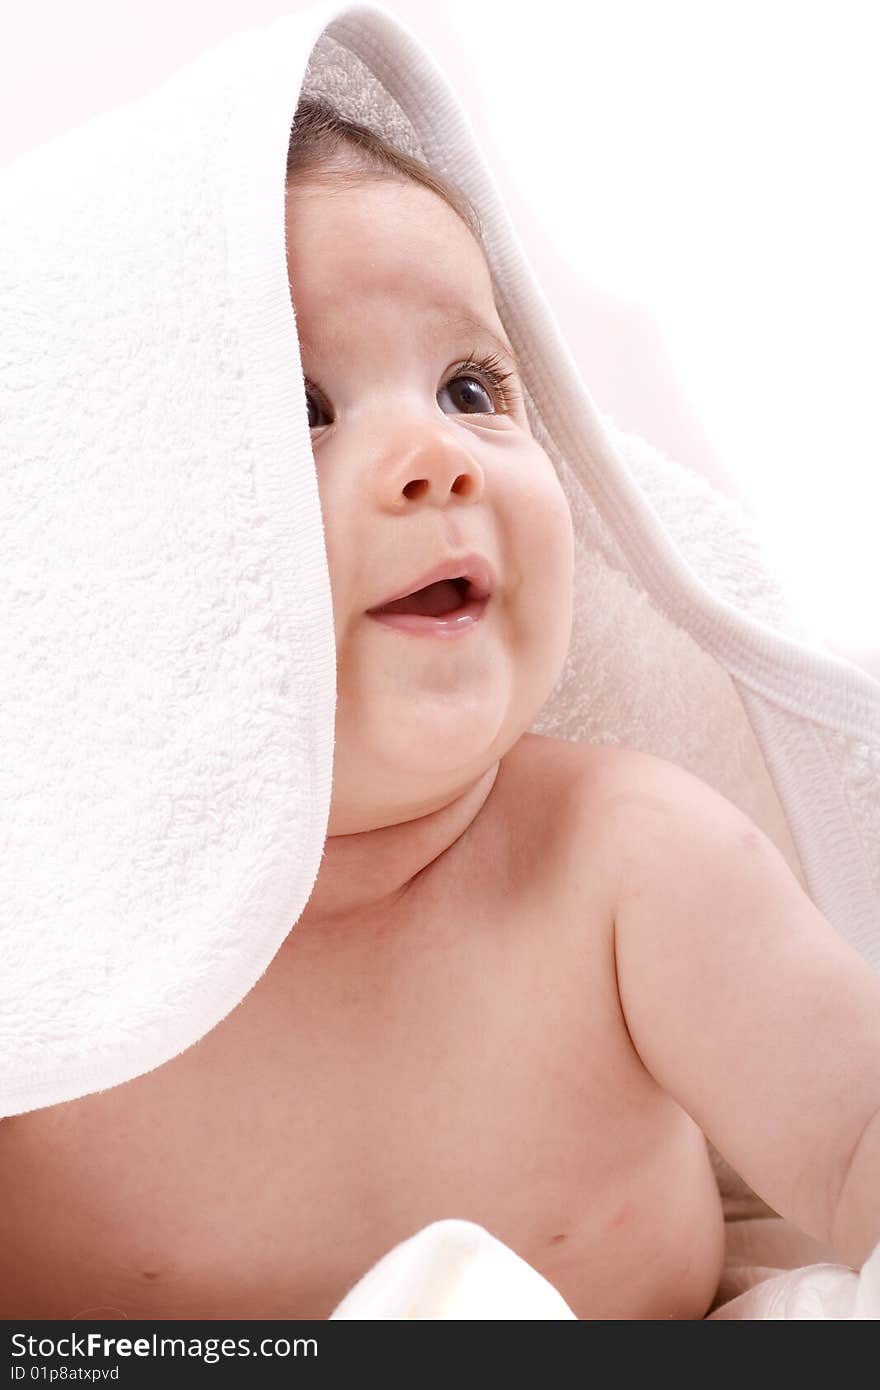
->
[286, 94, 482, 242]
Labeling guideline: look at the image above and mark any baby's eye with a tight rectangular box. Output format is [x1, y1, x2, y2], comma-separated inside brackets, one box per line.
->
[305, 386, 328, 431]
[441, 351, 518, 416]
[438, 372, 497, 416]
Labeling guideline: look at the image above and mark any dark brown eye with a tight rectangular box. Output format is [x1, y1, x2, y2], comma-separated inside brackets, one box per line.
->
[441, 350, 519, 415]
[439, 374, 495, 415]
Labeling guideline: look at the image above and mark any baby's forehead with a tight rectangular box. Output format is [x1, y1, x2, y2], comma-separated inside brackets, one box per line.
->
[291, 179, 495, 297]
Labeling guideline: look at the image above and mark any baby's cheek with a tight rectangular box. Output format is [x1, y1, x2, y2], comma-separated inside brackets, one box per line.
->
[534, 478, 575, 577]
[533, 489, 575, 647]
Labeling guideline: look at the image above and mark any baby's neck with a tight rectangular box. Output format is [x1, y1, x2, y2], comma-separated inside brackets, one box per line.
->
[291, 760, 500, 938]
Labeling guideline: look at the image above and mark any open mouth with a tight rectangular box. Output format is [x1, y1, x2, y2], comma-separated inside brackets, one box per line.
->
[368, 576, 489, 636]
[374, 577, 473, 617]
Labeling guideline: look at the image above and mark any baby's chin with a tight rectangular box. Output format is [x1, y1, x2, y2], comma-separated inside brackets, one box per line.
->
[348, 678, 514, 756]
[327, 715, 513, 817]
[346, 728, 506, 787]
[325, 740, 506, 838]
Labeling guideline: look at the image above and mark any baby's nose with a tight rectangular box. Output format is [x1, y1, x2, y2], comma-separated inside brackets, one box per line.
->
[373, 425, 486, 511]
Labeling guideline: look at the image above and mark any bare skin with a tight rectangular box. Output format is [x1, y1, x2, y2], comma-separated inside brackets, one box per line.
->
[6, 166, 874, 1320]
[0, 733, 727, 1320]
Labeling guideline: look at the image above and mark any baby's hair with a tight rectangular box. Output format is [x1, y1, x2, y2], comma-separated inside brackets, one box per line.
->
[286, 94, 482, 243]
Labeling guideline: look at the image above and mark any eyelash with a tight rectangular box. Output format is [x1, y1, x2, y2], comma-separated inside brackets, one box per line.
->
[454, 346, 522, 414]
[304, 345, 521, 424]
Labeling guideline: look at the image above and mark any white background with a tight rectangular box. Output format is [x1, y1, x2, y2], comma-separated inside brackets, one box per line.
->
[4, 0, 877, 677]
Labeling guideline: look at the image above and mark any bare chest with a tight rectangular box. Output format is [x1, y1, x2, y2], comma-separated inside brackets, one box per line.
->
[0, 902, 721, 1318]
[0, 744, 725, 1319]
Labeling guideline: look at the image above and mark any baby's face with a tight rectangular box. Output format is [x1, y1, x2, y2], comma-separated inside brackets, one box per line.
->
[285, 175, 574, 833]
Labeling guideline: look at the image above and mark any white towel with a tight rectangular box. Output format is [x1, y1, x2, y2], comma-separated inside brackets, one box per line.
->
[329, 1219, 577, 1320]
[3, 0, 879, 1143]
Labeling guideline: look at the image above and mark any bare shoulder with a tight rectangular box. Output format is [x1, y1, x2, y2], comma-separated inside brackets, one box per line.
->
[506, 734, 707, 832]
[533, 736, 741, 818]
[584, 744, 773, 887]
[541, 737, 763, 839]
[507, 736, 763, 906]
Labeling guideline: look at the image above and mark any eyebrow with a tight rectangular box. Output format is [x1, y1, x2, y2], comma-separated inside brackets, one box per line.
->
[434, 309, 522, 377]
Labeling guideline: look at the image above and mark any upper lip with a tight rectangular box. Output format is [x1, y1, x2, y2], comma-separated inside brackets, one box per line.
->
[367, 553, 495, 611]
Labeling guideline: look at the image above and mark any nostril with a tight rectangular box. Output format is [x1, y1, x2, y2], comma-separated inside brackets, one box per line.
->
[402, 479, 429, 500]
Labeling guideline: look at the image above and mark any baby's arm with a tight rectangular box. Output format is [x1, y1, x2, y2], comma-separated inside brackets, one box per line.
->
[604, 750, 880, 1270]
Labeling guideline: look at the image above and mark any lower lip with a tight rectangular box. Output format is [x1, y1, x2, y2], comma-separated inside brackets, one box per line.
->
[367, 596, 490, 638]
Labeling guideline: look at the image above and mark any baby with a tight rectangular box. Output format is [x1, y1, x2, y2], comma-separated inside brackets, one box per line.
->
[1, 97, 878, 1321]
